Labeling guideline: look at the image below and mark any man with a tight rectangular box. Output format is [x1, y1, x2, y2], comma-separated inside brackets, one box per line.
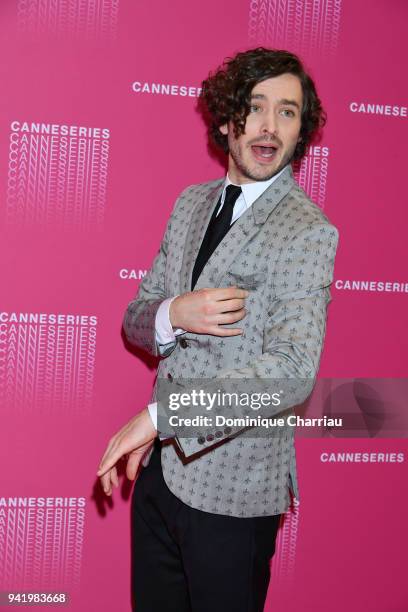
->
[97, 47, 339, 611]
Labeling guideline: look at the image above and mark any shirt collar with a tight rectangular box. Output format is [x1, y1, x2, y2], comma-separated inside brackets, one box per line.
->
[221, 164, 288, 208]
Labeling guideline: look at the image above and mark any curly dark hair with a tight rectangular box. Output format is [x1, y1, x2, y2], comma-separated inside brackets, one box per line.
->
[199, 47, 326, 161]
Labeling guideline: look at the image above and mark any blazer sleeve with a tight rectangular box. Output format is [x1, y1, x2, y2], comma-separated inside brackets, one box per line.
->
[123, 189, 187, 358]
[157, 221, 340, 457]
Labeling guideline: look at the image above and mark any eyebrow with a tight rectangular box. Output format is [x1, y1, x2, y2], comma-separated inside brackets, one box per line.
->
[250, 94, 301, 111]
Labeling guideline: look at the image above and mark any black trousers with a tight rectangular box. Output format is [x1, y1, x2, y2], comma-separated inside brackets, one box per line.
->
[131, 438, 281, 612]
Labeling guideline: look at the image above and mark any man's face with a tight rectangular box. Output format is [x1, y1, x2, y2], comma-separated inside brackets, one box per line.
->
[219, 73, 303, 183]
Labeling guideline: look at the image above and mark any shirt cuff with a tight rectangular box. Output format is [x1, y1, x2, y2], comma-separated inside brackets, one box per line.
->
[147, 402, 174, 441]
[147, 402, 158, 430]
[155, 296, 186, 345]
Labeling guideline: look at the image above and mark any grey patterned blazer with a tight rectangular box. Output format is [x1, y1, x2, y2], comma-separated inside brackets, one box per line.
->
[123, 163, 339, 517]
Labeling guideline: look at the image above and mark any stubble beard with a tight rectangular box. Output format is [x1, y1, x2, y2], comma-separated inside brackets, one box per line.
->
[229, 140, 297, 182]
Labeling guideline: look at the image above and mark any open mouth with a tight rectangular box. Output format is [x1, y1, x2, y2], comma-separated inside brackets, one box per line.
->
[251, 144, 278, 162]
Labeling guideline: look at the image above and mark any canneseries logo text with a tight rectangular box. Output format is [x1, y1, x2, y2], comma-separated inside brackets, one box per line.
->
[335, 280, 408, 293]
[321, 452, 404, 463]
[270, 500, 300, 587]
[6, 121, 110, 228]
[132, 81, 202, 98]
[248, 0, 343, 57]
[294, 145, 329, 209]
[0, 312, 97, 412]
[17, 0, 119, 40]
[119, 269, 147, 280]
[349, 102, 407, 118]
[0, 497, 85, 591]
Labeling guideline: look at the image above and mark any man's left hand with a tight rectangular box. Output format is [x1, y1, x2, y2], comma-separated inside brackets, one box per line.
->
[96, 408, 157, 496]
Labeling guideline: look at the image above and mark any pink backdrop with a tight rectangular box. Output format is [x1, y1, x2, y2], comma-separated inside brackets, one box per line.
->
[0, 1, 407, 610]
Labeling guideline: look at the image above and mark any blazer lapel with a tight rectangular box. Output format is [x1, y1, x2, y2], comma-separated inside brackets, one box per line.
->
[180, 164, 295, 293]
[179, 179, 224, 294]
[250, 163, 295, 224]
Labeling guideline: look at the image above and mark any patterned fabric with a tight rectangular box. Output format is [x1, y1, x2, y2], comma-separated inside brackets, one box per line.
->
[123, 164, 339, 517]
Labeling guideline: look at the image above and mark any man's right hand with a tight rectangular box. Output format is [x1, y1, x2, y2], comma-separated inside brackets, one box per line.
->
[169, 286, 249, 337]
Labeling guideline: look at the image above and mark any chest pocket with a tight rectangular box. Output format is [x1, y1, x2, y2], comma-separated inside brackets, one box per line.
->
[223, 270, 267, 290]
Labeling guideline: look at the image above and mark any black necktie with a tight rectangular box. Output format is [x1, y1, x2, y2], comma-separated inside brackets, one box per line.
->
[191, 184, 242, 290]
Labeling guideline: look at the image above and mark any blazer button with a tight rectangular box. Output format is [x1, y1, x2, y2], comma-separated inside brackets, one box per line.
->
[215, 430, 223, 438]
[197, 436, 206, 444]
[224, 426, 232, 435]
[179, 338, 188, 349]
[206, 434, 214, 442]
[167, 373, 173, 382]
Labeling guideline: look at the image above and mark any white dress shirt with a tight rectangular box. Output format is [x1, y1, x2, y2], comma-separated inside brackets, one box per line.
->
[148, 165, 288, 438]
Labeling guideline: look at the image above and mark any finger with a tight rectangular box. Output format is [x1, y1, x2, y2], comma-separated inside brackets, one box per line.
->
[98, 436, 117, 473]
[97, 442, 127, 477]
[126, 453, 142, 481]
[206, 326, 244, 337]
[202, 286, 249, 301]
[97, 428, 137, 475]
[214, 299, 247, 313]
[110, 466, 119, 488]
[213, 309, 247, 325]
[215, 286, 250, 301]
[202, 306, 246, 324]
[100, 471, 112, 496]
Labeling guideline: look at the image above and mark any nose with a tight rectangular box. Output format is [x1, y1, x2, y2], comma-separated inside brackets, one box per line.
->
[260, 109, 278, 137]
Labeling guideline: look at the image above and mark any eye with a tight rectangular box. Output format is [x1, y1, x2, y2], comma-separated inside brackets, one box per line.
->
[249, 104, 261, 113]
[280, 108, 296, 117]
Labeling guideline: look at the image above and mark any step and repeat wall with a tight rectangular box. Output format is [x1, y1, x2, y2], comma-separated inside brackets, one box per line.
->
[0, 1, 407, 611]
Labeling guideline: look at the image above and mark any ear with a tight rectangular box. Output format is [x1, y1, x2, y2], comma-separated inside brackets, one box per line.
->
[219, 123, 228, 136]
